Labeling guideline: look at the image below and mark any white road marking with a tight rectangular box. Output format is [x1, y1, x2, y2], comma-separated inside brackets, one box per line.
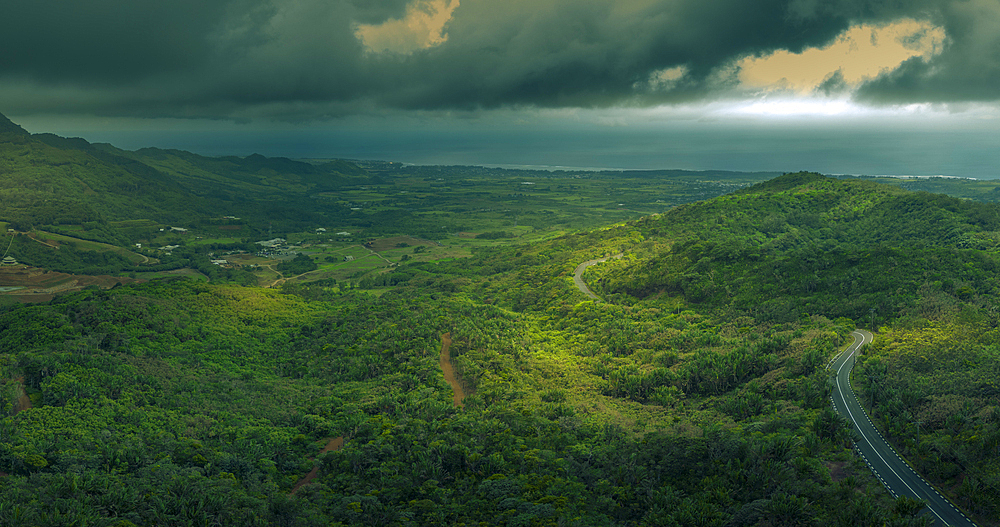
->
[834, 331, 950, 525]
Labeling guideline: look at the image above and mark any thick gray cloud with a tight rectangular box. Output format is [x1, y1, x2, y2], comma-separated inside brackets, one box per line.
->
[403, 0, 858, 109]
[348, 0, 414, 24]
[857, 0, 1000, 103]
[0, 0, 228, 82]
[0, 0, 996, 120]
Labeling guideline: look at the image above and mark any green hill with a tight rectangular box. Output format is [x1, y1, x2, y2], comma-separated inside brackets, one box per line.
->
[592, 172, 1000, 322]
[3, 114, 1000, 525]
[0, 130, 188, 233]
[400, 172, 1000, 523]
[0, 112, 370, 238]
[0, 113, 29, 137]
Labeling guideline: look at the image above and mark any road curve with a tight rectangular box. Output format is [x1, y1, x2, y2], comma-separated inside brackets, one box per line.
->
[572, 254, 621, 301]
[831, 330, 976, 527]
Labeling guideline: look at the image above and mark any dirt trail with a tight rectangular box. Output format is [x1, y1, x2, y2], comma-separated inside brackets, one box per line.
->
[12, 376, 31, 414]
[290, 436, 344, 495]
[439, 333, 467, 408]
[266, 267, 327, 289]
[290, 333, 466, 494]
[261, 264, 285, 288]
[26, 234, 59, 249]
[366, 246, 394, 265]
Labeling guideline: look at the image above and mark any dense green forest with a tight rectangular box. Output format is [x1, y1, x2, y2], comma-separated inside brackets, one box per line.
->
[592, 173, 1000, 322]
[1, 274, 923, 526]
[3, 113, 1000, 525]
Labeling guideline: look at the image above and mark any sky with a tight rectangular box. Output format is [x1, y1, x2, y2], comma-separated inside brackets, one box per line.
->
[4, 0, 1000, 177]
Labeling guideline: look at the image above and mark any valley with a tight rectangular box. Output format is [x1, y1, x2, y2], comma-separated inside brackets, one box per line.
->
[2, 117, 1000, 525]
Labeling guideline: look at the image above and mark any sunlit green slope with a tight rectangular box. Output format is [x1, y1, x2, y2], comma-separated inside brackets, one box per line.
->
[4, 117, 999, 525]
[4, 171, 967, 525]
[592, 172, 1000, 322]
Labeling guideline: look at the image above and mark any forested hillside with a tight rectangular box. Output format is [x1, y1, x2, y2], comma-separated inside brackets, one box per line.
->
[4, 117, 1000, 526]
[0, 111, 781, 248]
[593, 172, 1000, 323]
[11, 171, 996, 525]
[1, 272, 918, 526]
[0, 120, 369, 238]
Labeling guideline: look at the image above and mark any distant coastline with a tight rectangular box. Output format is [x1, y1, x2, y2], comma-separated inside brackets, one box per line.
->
[836, 174, 978, 180]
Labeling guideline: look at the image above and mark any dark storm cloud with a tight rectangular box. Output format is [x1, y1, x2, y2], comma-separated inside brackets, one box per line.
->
[857, 0, 1000, 103]
[0, 0, 229, 82]
[817, 70, 849, 96]
[395, 0, 861, 109]
[347, 0, 414, 24]
[0, 0, 995, 120]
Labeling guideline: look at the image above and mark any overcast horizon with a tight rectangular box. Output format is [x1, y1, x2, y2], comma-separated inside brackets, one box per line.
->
[14, 110, 1000, 179]
[6, 0, 1000, 178]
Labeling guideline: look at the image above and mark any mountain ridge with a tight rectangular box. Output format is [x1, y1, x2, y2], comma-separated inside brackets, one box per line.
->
[0, 112, 29, 136]
[0, 113, 372, 236]
[1, 116, 997, 524]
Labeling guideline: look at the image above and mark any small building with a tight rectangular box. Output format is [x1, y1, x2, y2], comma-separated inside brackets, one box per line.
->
[170, 227, 188, 233]
[255, 238, 286, 248]
[1, 256, 17, 265]
[344, 255, 354, 262]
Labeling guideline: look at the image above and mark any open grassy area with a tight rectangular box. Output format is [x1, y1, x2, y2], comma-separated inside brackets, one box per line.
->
[186, 236, 245, 247]
[131, 268, 209, 281]
[107, 219, 159, 229]
[33, 230, 149, 264]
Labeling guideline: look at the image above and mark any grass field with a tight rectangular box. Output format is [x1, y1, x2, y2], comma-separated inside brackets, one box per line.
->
[186, 236, 245, 246]
[31, 168, 1000, 293]
[107, 219, 159, 229]
[33, 230, 150, 264]
[132, 268, 210, 281]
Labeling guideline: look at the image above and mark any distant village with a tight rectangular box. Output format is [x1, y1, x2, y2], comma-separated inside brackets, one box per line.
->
[141, 221, 359, 266]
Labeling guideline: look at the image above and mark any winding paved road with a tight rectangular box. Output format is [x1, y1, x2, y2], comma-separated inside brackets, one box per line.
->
[831, 330, 976, 527]
[572, 254, 621, 301]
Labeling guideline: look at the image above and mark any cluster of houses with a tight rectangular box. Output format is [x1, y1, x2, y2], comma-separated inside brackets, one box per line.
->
[255, 238, 291, 258]
[256, 238, 286, 248]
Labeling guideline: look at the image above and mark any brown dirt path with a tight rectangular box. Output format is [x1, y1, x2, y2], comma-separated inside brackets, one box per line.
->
[26, 233, 59, 249]
[289, 332, 467, 494]
[263, 264, 327, 288]
[261, 264, 285, 288]
[13, 376, 31, 414]
[290, 436, 344, 495]
[440, 332, 467, 408]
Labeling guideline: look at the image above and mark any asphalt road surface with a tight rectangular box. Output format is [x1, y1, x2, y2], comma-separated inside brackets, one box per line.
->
[572, 254, 621, 300]
[831, 330, 977, 527]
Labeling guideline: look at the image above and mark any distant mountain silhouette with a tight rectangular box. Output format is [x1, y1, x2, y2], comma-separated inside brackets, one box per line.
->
[0, 112, 29, 136]
[0, 111, 370, 235]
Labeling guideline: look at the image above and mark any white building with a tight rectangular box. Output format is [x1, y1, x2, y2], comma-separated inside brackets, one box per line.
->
[255, 238, 286, 248]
